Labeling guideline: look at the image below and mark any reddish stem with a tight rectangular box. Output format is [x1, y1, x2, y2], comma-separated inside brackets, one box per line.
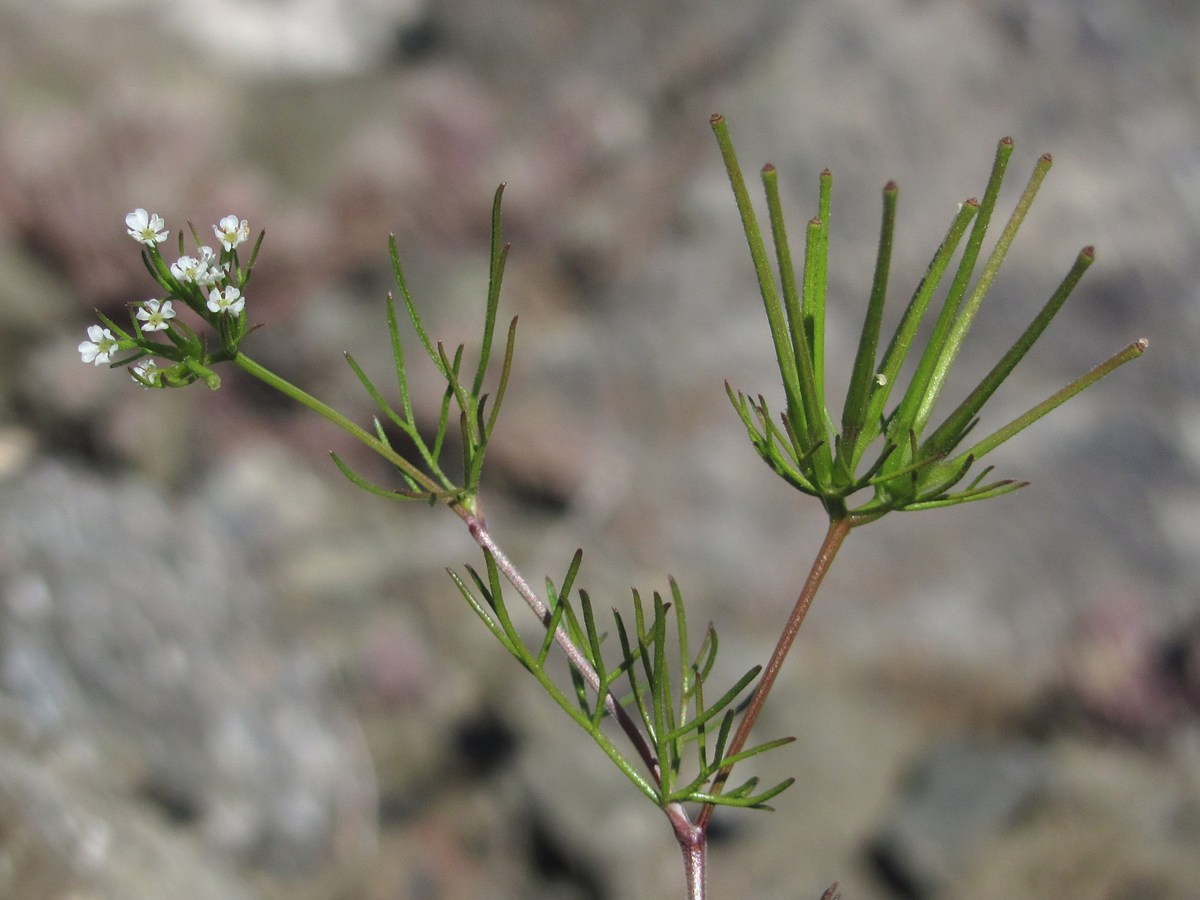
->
[697, 516, 852, 830]
[667, 802, 706, 900]
[458, 506, 663, 784]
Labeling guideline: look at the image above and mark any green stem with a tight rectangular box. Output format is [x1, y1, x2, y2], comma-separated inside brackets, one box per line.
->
[233, 352, 449, 500]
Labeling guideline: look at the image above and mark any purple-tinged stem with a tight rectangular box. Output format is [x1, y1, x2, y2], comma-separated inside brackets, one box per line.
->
[697, 516, 852, 831]
[459, 508, 663, 785]
[667, 802, 707, 900]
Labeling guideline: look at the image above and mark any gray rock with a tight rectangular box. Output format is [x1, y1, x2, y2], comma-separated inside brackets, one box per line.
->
[868, 738, 1051, 898]
[0, 461, 376, 883]
[0, 707, 256, 900]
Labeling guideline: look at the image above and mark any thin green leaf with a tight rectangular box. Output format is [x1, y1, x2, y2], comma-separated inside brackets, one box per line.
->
[892, 138, 1015, 443]
[953, 337, 1147, 468]
[419, 363, 450, 457]
[384, 292, 418, 428]
[841, 180, 898, 454]
[483, 316, 518, 441]
[798, 214, 832, 478]
[557, 549, 585, 608]
[447, 567, 518, 654]
[711, 708, 735, 766]
[917, 151, 1054, 431]
[614, 606, 655, 738]
[93, 310, 135, 342]
[451, 569, 659, 804]
[761, 164, 812, 449]
[543, 555, 588, 649]
[902, 477, 1027, 510]
[140, 247, 177, 295]
[344, 352, 405, 429]
[713, 735, 796, 772]
[242, 229, 266, 279]
[673, 579, 693, 709]
[688, 775, 795, 809]
[332, 450, 400, 495]
[853, 198, 978, 467]
[666, 665, 761, 743]
[923, 245, 1095, 458]
[631, 590, 654, 695]
[651, 592, 670, 784]
[390, 235, 448, 379]
[726, 386, 817, 492]
[711, 115, 806, 433]
[910, 454, 976, 500]
[579, 591, 608, 679]
[692, 625, 718, 687]
[535, 594, 570, 669]
[806, 168, 833, 421]
[471, 183, 508, 398]
[568, 659, 591, 715]
[551, 586, 591, 663]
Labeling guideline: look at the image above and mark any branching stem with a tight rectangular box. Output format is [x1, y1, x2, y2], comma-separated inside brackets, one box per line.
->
[463, 509, 716, 896]
[234, 348, 711, 893]
[459, 508, 664, 786]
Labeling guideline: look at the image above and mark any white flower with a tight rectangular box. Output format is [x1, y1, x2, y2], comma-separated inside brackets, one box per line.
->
[135, 299, 176, 332]
[207, 285, 244, 315]
[78, 324, 120, 366]
[173, 248, 227, 286]
[194, 246, 226, 286]
[125, 208, 168, 246]
[132, 359, 160, 387]
[170, 255, 204, 283]
[213, 215, 250, 251]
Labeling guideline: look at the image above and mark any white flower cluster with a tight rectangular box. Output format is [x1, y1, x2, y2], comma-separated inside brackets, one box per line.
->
[78, 209, 253, 385]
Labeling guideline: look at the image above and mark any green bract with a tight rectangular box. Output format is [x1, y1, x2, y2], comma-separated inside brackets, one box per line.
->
[712, 115, 1146, 525]
[333, 185, 516, 510]
[450, 550, 795, 809]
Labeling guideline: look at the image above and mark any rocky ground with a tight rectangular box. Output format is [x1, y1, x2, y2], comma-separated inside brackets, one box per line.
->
[1, 0, 1199, 898]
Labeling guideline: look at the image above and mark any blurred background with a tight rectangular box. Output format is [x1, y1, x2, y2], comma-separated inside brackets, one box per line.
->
[1, 0, 1198, 897]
